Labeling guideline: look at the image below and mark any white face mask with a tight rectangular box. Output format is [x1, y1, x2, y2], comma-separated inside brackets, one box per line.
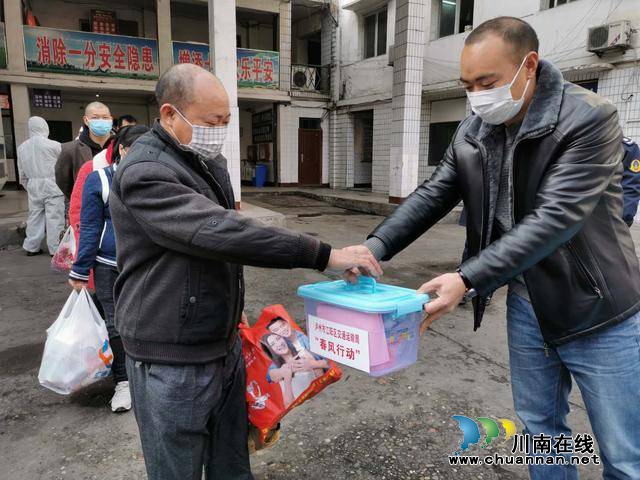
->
[466, 55, 531, 125]
[172, 107, 227, 158]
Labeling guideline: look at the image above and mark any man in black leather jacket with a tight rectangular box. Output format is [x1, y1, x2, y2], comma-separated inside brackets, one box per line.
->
[350, 17, 640, 478]
[110, 64, 381, 480]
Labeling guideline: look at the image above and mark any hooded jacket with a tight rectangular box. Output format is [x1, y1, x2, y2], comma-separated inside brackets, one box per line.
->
[17, 117, 63, 200]
[55, 127, 110, 199]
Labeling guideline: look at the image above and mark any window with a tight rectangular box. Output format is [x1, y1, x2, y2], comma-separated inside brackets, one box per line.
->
[299, 118, 321, 129]
[429, 122, 460, 166]
[544, 0, 579, 8]
[79, 18, 139, 36]
[364, 8, 387, 59]
[437, 0, 474, 39]
[575, 79, 598, 93]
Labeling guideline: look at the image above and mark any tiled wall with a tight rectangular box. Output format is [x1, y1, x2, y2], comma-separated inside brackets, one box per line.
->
[596, 65, 640, 140]
[328, 62, 639, 195]
[278, 104, 329, 184]
[388, 0, 426, 199]
[418, 98, 431, 182]
[279, 2, 292, 92]
[372, 103, 392, 193]
[328, 102, 393, 192]
[329, 111, 354, 188]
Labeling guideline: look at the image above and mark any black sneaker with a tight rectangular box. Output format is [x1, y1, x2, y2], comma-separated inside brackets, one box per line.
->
[25, 249, 43, 256]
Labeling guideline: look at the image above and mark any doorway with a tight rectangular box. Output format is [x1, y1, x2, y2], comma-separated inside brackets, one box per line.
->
[47, 120, 73, 144]
[428, 121, 460, 166]
[352, 110, 373, 189]
[298, 117, 322, 185]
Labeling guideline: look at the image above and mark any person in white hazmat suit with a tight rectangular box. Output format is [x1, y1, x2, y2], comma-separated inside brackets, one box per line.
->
[17, 117, 65, 256]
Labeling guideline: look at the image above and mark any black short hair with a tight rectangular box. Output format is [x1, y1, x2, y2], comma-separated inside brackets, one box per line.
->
[155, 64, 199, 110]
[116, 114, 137, 128]
[465, 16, 539, 62]
[267, 317, 287, 330]
[112, 124, 149, 163]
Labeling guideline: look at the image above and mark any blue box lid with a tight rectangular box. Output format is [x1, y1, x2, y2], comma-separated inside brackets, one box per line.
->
[297, 276, 429, 317]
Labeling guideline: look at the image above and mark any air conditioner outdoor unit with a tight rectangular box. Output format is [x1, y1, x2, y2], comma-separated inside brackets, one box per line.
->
[292, 66, 317, 91]
[587, 20, 632, 55]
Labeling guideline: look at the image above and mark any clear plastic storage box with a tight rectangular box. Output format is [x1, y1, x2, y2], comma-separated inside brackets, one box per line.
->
[297, 277, 429, 377]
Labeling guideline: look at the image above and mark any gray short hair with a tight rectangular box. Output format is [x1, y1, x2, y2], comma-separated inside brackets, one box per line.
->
[155, 64, 206, 110]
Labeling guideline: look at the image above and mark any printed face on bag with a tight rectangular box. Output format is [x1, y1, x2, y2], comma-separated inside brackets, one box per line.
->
[267, 318, 292, 338]
[266, 334, 291, 356]
[240, 306, 342, 444]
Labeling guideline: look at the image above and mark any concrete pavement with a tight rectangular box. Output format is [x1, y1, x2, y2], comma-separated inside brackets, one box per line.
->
[2, 193, 637, 479]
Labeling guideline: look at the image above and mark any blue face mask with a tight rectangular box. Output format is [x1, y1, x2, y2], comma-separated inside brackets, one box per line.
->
[88, 119, 112, 137]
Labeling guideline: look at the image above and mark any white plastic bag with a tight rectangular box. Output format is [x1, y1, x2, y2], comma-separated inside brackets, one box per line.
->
[51, 226, 76, 273]
[38, 289, 113, 395]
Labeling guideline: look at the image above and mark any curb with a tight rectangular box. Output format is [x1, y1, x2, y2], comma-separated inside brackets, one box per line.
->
[243, 189, 463, 224]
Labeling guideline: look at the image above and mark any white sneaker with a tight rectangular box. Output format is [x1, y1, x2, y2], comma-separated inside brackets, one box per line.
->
[110, 381, 132, 413]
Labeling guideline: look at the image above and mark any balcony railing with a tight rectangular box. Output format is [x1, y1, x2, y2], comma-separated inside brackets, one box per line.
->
[291, 64, 330, 94]
[23, 26, 159, 79]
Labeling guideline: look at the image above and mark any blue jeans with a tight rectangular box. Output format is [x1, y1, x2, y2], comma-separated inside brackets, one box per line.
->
[507, 291, 640, 480]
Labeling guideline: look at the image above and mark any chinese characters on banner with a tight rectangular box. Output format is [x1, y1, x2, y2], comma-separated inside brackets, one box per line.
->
[23, 26, 159, 79]
[172, 41, 211, 70]
[237, 48, 280, 89]
[308, 315, 370, 373]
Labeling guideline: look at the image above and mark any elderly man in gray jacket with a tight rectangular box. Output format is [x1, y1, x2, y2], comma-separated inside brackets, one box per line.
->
[110, 63, 381, 480]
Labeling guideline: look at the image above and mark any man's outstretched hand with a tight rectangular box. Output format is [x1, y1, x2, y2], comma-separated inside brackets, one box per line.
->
[327, 246, 383, 279]
[417, 272, 467, 335]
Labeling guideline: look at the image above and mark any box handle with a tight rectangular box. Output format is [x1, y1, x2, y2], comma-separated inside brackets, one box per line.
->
[344, 275, 377, 293]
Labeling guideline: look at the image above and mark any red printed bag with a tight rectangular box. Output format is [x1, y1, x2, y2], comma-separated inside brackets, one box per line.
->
[240, 305, 342, 442]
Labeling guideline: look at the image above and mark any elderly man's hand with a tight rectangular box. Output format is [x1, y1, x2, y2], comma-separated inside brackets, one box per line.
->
[341, 245, 377, 283]
[417, 273, 467, 335]
[327, 247, 382, 279]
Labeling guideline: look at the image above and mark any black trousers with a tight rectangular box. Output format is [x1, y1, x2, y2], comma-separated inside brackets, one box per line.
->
[94, 262, 127, 383]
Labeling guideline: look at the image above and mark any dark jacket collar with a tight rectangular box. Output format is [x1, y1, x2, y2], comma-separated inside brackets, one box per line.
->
[79, 127, 111, 156]
[151, 121, 234, 207]
[466, 59, 565, 142]
[152, 120, 227, 167]
[152, 120, 197, 161]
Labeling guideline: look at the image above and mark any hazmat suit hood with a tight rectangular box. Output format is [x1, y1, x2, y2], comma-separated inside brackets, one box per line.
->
[28, 116, 50, 139]
[18, 116, 65, 254]
[17, 116, 63, 200]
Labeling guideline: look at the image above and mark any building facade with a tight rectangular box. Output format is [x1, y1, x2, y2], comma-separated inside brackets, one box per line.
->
[0, 0, 336, 202]
[331, 0, 640, 202]
[0, 0, 638, 205]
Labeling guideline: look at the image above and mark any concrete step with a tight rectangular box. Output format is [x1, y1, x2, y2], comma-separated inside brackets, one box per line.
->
[238, 201, 286, 227]
[243, 187, 464, 224]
